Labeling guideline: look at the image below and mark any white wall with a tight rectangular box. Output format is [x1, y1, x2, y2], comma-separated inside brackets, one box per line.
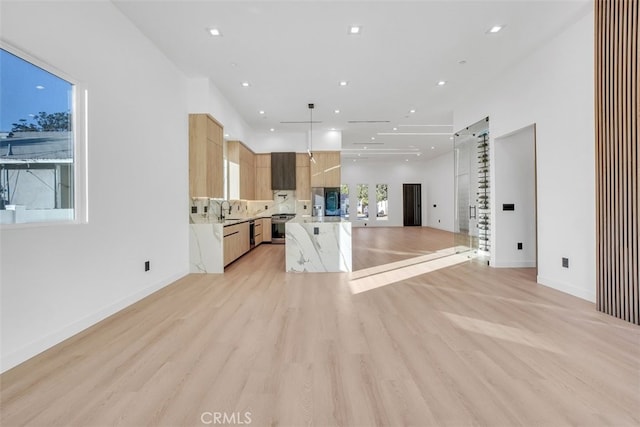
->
[453, 7, 595, 301]
[251, 129, 342, 153]
[187, 79, 340, 154]
[494, 125, 536, 268]
[0, 1, 189, 372]
[341, 152, 454, 231]
[423, 152, 455, 232]
[187, 78, 254, 145]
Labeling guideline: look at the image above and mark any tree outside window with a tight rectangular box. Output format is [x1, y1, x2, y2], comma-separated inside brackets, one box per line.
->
[376, 184, 388, 220]
[357, 184, 368, 219]
[340, 184, 349, 218]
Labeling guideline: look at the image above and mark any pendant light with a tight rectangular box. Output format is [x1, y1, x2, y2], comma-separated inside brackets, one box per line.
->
[308, 103, 316, 163]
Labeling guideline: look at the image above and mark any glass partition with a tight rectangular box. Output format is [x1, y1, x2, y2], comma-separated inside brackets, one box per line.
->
[454, 117, 489, 254]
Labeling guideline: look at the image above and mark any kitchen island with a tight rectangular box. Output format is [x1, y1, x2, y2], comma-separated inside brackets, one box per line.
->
[285, 216, 352, 272]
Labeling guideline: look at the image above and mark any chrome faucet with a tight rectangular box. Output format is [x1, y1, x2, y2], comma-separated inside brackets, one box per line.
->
[220, 200, 231, 221]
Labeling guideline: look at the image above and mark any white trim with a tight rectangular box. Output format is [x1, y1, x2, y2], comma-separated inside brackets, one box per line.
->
[0, 270, 189, 373]
[537, 275, 596, 303]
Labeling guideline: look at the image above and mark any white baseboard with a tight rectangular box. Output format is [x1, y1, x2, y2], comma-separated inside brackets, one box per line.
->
[0, 270, 188, 373]
[537, 275, 596, 303]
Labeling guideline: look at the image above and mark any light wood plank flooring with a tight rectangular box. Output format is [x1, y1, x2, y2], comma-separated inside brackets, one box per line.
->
[1, 227, 639, 426]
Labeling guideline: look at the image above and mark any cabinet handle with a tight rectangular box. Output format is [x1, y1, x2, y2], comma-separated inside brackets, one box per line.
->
[224, 231, 239, 238]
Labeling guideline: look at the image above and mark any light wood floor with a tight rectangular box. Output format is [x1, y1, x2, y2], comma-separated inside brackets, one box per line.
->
[1, 227, 639, 426]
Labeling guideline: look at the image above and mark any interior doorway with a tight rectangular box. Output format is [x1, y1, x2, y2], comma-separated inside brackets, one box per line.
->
[493, 124, 537, 270]
[402, 183, 422, 226]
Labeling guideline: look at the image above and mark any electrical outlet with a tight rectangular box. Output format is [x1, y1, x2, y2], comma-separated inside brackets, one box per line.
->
[144, 261, 150, 272]
[191, 206, 197, 214]
[264, 205, 268, 210]
[204, 206, 208, 213]
[517, 242, 523, 250]
[314, 227, 319, 235]
[562, 257, 569, 268]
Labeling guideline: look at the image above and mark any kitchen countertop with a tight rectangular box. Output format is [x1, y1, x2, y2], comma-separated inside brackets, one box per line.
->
[222, 215, 272, 226]
[287, 215, 347, 224]
[190, 214, 272, 227]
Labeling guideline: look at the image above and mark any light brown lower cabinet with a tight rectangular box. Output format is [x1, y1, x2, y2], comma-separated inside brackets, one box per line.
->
[255, 219, 263, 245]
[262, 218, 272, 242]
[223, 221, 250, 267]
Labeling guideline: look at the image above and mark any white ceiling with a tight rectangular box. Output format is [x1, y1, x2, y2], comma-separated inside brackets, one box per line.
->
[113, 0, 591, 162]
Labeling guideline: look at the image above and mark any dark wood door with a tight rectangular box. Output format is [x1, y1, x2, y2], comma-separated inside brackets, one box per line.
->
[403, 184, 422, 226]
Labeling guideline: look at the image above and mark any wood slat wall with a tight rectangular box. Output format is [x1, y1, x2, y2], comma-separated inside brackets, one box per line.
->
[595, 0, 639, 324]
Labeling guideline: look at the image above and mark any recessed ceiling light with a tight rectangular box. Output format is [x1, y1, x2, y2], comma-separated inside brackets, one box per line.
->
[437, 80, 447, 86]
[405, 159, 409, 162]
[241, 82, 250, 87]
[349, 26, 361, 35]
[259, 110, 265, 115]
[431, 146, 435, 150]
[339, 81, 349, 87]
[409, 109, 416, 114]
[35, 85, 45, 90]
[330, 128, 337, 131]
[487, 25, 504, 34]
[224, 133, 230, 137]
[270, 128, 275, 132]
[208, 28, 222, 36]
[358, 153, 361, 157]
[449, 136, 454, 140]
[334, 109, 340, 114]
[370, 137, 375, 140]
[417, 153, 421, 156]
[353, 159, 357, 162]
[393, 127, 398, 131]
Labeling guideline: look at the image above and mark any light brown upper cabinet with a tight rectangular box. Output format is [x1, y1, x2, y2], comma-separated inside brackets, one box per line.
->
[255, 153, 272, 200]
[189, 114, 223, 198]
[228, 141, 256, 200]
[296, 153, 311, 200]
[310, 151, 341, 188]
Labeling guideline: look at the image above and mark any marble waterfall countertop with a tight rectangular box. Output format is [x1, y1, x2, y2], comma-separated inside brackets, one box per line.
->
[285, 216, 352, 272]
[189, 214, 273, 274]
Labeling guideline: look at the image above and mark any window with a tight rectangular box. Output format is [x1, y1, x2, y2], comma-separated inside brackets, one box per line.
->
[376, 184, 388, 220]
[356, 184, 368, 219]
[340, 184, 349, 218]
[0, 47, 85, 225]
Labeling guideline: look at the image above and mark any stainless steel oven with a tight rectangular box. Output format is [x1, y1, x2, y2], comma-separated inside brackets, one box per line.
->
[271, 214, 295, 244]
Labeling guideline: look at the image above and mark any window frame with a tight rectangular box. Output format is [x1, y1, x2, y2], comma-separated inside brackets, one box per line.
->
[0, 42, 88, 228]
